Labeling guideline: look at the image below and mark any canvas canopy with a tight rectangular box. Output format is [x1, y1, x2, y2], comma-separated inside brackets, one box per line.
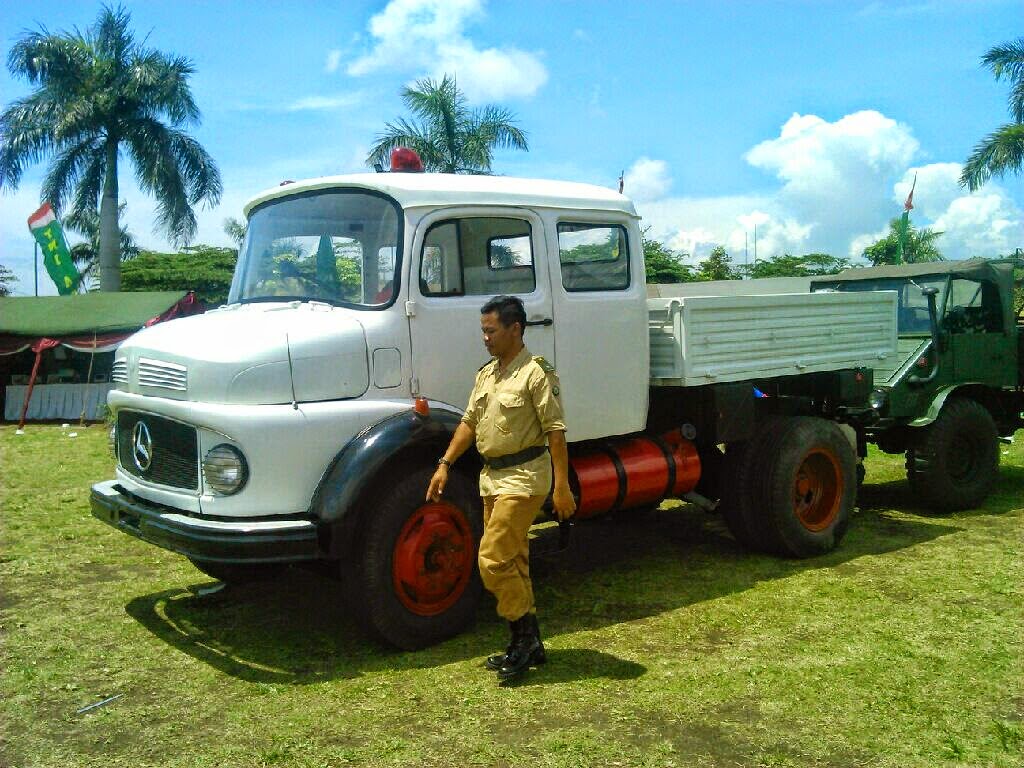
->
[0, 291, 199, 355]
[812, 258, 1020, 333]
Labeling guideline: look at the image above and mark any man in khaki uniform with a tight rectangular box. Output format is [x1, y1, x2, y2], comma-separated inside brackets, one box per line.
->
[427, 295, 575, 681]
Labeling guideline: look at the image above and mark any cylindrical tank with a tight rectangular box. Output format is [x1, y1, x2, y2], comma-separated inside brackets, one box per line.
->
[569, 429, 701, 519]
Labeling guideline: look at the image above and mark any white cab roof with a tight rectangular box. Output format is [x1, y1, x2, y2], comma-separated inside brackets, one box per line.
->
[243, 172, 638, 218]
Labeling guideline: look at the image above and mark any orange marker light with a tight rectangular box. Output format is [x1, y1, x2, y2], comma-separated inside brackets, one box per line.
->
[414, 396, 430, 416]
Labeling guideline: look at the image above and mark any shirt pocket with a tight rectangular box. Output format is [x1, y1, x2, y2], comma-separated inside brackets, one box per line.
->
[495, 392, 525, 433]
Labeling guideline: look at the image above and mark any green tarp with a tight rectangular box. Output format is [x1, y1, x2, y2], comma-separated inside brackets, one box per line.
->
[0, 291, 188, 336]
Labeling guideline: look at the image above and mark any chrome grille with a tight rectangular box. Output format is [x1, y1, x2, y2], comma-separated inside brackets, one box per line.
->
[138, 357, 187, 391]
[111, 358, 128, 384]
[117, 410, 199, 490]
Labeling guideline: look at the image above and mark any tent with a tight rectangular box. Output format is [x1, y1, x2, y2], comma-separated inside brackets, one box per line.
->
[1, 291, 202, 425]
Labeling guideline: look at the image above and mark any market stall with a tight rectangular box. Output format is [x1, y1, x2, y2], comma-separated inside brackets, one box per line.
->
[0, 291, 202, 424]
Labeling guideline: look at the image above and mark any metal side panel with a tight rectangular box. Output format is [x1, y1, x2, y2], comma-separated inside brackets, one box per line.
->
[648, 291, 898, 386]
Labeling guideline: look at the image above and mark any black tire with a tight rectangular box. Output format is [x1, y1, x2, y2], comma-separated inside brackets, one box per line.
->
[906, 398, 999, 513]
[750, 417, 857, 558]
[188, 558, 284, 584]
[345, 467, 483, 650]
[719, 421, 781, 551]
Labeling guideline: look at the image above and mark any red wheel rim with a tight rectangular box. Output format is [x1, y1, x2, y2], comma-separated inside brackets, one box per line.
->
[392, 502, 474, 616]
[793, 448, 843, 532]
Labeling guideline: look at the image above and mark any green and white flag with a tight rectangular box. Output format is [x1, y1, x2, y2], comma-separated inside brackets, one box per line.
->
[28, 202, 80, 295]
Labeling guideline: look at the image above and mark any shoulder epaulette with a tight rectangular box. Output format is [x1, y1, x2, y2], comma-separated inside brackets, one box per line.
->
[478, 359, 496, 372]
[532, 355, 555, 374]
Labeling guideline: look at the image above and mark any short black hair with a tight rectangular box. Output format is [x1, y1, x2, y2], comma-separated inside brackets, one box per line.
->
[481, 295, 527, 336]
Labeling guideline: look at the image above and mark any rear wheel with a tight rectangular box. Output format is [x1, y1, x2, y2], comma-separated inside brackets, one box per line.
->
[345, 467, 483, 649]
[750, 417, 856, 558]
[906, 398, 999, 513]
[188, 559, 283, 584]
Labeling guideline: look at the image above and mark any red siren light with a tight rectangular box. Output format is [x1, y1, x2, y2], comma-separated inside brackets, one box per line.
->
[390, 147, 424, 173]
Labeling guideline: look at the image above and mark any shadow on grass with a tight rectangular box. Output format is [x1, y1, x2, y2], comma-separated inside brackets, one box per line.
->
[858, 462, 1024, 517]
[124, 482, 978, 685]
[495, 648, 646, 688]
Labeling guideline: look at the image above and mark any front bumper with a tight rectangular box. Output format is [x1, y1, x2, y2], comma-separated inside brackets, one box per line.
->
[90, 480, 321, 564]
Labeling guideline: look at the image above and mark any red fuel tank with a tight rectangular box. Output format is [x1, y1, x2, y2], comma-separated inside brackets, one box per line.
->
[569, 429, 701, 518]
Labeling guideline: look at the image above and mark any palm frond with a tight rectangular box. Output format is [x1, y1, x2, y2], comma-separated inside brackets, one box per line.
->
[0, 101, 58, 187]
[7, 30, 90, 88]
[982, 38, 1024, 124]
[70, 150, 108, 214]
[90, 6, 135, 65]
[128, 50, 199, 125]
[960, 123, 1024, 191]
[41, 136, 102, 213]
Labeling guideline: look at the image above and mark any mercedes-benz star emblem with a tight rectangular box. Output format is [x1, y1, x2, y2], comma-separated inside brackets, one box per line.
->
[132, 421, 153, 472]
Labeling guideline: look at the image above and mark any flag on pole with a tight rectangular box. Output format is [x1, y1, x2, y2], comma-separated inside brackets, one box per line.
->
[896, 173, 917, 264]
[27, 202, 80, 295]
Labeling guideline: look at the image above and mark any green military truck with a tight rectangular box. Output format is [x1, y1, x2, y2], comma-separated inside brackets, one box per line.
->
[812, 258, 1024, 512]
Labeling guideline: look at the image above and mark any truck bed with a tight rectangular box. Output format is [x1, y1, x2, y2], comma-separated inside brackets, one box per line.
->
[648, 291, 898, 387]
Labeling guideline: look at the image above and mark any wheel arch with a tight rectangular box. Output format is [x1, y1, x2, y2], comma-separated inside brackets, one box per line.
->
[908, 383, 1003, 428]
[311, 406, 480, 558]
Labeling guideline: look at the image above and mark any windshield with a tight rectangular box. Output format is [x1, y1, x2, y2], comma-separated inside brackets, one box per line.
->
[817, 277, 947, 334]
[230, 190, 402, 308]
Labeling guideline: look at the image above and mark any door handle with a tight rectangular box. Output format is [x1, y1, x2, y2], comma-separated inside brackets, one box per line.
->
[526, 318, 553, 327]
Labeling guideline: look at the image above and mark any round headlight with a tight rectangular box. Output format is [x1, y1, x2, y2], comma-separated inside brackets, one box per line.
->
[869, 389, 888, 412]
[203, 444, 248, 495]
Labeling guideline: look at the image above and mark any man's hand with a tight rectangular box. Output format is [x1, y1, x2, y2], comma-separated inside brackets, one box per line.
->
[426, 464, 448, 502]
[552, 481, 576, 521]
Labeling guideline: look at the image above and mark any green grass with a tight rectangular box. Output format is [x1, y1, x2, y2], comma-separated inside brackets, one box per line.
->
[1, 423, 1021, 767]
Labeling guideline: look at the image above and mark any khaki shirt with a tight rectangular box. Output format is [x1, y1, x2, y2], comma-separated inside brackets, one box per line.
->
[461, 346, 566, 497]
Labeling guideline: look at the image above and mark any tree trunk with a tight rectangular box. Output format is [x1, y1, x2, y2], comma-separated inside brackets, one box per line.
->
[98, 141, 121, 292]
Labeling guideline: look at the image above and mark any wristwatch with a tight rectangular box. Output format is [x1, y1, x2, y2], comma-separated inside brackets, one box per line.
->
[437, 457, 452, 468]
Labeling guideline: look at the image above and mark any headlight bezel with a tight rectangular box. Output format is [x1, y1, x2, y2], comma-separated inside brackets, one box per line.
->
[202, 443, 249, 496]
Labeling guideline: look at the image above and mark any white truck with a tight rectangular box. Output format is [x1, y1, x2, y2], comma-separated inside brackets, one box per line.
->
[91, 162, 898, 649]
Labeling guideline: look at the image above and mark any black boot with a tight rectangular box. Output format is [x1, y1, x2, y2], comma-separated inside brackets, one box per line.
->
[496, 613, 546, 681]
[485, 620, 520, 671]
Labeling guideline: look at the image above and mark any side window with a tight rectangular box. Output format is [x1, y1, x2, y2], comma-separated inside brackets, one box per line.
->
[946, 278, 1002, 332]
[558, 223, 630, 291]
[420, 217, 535, 296]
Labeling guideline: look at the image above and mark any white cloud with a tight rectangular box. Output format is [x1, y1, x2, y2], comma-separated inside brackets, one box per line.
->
[286, 94, 362, 112]
[346, 0, 547, 102]
[623, 157, 671, 203]
[746, 110, 919, 250]
[324, 49, 342, 73]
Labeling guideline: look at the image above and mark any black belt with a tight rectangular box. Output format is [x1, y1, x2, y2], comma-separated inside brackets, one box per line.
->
[483, 445, 548, 470]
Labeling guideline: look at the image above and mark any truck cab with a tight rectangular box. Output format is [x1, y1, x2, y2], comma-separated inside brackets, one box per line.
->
[812, 258, 1024, 511]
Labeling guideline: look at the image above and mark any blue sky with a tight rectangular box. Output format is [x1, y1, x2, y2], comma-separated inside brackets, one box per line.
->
[1, 0, 1021, 295]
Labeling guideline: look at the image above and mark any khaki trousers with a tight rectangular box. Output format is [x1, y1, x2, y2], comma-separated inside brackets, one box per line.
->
[478, 494, 546, 621]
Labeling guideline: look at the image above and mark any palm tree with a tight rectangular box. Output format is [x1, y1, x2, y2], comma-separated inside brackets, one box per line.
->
[65, 204, 139, 291]
[0, 5, 222, 291]
[863, 219, 944, 266]
[961, 38, 1024, 191]
[366, 75, 528, 174]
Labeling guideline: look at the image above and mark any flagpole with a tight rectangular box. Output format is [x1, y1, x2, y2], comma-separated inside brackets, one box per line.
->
[34, 241, 39, 296]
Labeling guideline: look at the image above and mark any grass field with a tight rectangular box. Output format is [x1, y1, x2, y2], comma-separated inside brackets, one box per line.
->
[1, 423, 1021, 768]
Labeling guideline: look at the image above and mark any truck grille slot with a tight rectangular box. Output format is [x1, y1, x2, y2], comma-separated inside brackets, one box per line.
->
[117, 410, 199, 490]
[138, 358, 187, 391]
[111, 358, 128, 384]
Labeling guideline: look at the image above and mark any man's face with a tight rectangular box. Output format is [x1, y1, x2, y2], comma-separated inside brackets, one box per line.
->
[480, 311, 520, 359]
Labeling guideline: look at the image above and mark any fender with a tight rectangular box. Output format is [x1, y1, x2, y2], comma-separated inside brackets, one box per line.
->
[908, 384, 982, 427]
[311, 405, 467, 530]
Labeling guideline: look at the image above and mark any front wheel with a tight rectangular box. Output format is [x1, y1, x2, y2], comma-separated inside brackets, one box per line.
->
[906, 398, 999, 513]
[345, 467, 483, 649]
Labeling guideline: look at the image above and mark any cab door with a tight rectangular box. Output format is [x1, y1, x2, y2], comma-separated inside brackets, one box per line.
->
[407, 207, 554, 411]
